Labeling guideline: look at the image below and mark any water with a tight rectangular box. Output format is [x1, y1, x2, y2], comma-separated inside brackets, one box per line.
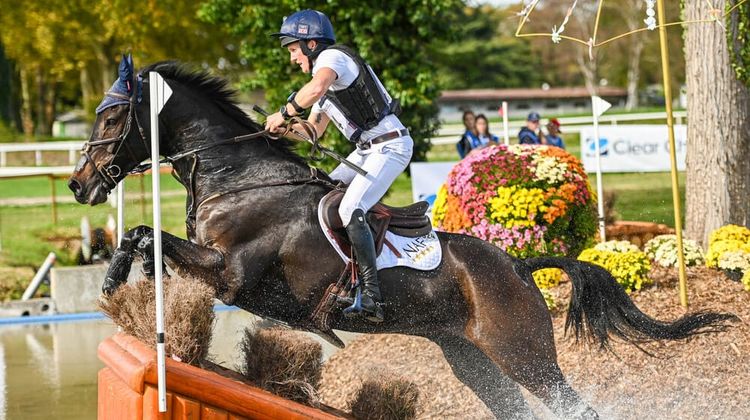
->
[0, 310, 266, 420]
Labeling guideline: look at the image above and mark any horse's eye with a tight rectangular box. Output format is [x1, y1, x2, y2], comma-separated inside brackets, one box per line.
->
[105, 118, 117, 127]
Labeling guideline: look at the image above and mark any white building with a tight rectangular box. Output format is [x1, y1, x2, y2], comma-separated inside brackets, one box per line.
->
[438, 86, 627, 121]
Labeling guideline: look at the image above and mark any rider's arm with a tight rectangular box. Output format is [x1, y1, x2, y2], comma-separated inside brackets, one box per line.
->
[290, 67, 337, 111]
[265, 68, 338, 133]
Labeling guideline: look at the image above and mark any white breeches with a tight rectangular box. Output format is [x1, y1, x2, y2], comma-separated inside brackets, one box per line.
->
[329, 136, 413, 226]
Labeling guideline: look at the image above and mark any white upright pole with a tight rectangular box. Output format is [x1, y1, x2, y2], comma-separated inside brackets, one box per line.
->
[591, 96, 610, 242]
[502, 101, 510, 145]
[149, 71, 170, 413]
[116, 181, 125, 246]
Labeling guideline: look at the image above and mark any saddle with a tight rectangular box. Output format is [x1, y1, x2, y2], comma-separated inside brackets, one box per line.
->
[319, 189, 432, 257]
[310, 189, 438, 347]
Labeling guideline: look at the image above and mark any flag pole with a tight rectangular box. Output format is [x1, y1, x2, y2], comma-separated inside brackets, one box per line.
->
[656, 0, 688, 308]
[591, 95, 611, 242]
[502, 101, 510, 145]
[149, 71, 172, 412]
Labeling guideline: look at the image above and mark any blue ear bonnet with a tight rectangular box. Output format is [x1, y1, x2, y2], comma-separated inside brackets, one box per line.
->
[96, 54, 143, 114]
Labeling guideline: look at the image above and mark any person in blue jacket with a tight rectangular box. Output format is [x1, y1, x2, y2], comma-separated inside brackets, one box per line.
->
[474, 114, 499, 150]
[457, 110, 480, 158]
[518, 111, 543, 145]
[545, 118, 565, 149]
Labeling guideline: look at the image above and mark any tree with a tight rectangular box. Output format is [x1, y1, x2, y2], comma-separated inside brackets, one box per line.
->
[199, 0, 464, 167]
[684, 0, 750, 245]
[520, 1, 684, 105]
[433, 6, 542, 90]
[0, 0, 238, 136]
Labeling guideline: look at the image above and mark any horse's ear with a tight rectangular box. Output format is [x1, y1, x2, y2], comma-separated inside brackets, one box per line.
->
[118, 54, 135, 96]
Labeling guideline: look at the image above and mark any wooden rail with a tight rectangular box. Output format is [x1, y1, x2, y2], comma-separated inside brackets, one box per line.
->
[98, 333, 349, 420]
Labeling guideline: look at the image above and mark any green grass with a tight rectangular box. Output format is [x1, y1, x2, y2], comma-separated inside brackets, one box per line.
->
[0, 147, 688, 272]
[0, 173, 183, 199]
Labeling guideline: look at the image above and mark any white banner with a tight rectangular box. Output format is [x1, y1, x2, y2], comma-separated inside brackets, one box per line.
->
[580, 125, 687, 172]
[410, 162, 457, 207]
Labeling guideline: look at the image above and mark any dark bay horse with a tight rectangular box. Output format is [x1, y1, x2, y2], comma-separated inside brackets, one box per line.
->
[68, 61, 736, 419]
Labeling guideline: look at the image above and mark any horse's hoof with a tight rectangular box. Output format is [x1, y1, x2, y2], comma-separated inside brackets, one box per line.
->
[102, 277, 123, 296]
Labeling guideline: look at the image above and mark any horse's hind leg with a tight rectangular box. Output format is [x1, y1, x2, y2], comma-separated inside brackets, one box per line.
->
[426, 332, 534, 419]
[463, 278, 598, 419]
[446, 240, 598, 419]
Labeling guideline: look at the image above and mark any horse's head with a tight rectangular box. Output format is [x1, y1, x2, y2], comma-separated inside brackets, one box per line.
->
[69, 55, 150, 205]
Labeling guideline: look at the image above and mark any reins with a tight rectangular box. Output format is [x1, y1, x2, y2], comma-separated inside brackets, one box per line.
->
[82, 95, 337, 211]
[195, 166, 339, 210]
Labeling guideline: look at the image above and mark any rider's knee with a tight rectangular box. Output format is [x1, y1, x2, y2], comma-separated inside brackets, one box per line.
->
[338, 202, 365, 226]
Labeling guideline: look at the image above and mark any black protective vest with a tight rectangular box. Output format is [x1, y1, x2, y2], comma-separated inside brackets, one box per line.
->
[319, 45, 401, 143]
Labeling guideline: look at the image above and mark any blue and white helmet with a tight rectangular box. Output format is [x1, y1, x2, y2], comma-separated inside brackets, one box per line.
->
[271, 10, 335, 49]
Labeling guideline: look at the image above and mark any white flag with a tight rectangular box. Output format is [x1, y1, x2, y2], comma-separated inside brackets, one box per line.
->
[592, 96, 612, 117]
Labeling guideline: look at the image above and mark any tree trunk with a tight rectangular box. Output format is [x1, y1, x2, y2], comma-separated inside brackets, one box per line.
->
[19, 67, 34, 139]
[625, 38, 643, 110]
[34, 67, 51, 136]
[685, 0, 750, 245]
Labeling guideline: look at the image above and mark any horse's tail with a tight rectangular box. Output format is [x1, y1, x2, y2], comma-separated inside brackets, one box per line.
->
[524, 256, 739, 350]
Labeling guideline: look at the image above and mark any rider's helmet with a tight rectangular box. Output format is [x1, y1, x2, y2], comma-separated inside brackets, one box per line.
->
[271, 10, 335, 59]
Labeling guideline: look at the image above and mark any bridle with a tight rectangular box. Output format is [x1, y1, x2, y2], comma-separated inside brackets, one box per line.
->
[80, 77, 328, 198]
[80, 89, 149, 191]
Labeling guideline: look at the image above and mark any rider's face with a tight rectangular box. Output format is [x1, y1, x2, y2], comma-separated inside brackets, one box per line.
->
[287, 41, 314, 74]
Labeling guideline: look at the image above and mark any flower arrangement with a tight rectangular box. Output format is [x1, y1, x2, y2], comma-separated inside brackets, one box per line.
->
[578, 241, 652, 293]
[705, 225, 750, 285]
[594, 240, 640, 254]
[643, 234, 705, 268]
[532, 268, 563, 310]
[432, 145, 597, 258]
[707, 225, 750, 263]
[709, 224, 750, 245]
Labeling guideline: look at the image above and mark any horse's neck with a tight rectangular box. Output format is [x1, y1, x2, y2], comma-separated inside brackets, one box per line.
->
[160, 106, 314, 206]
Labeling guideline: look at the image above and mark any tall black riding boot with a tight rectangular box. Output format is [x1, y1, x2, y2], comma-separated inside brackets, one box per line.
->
[345, 209, 384, 323]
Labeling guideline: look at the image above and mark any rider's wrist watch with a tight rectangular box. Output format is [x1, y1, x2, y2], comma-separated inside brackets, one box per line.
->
[279, 104, 292, 119]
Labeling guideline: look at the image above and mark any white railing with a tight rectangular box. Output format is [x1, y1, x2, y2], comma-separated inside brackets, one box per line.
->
[0, 141, 84, 167]
[0, 111, 688, 162]
[430, 110, 687, 145]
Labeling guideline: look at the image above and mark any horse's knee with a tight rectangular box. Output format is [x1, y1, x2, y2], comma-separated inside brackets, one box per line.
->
[103, 249, 135, 294]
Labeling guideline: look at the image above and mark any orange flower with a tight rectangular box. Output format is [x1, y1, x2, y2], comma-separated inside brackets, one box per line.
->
[441, 194, 473, 231]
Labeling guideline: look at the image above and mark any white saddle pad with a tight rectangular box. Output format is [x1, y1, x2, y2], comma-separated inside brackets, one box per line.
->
[317, 202, 442, 271]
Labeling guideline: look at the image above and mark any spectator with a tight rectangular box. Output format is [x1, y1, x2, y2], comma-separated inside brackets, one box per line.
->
[545, 118, 565, 149]
[457, 110, 480, 158]
[518, 111, 543, 145]
[473, 114, 499, 151]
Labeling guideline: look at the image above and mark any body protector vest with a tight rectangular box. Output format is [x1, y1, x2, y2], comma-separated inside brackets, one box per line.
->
[320, 45, 401, 144]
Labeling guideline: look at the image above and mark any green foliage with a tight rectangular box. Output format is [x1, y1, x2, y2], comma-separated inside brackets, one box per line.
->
[199, 0, 464, 166]
[727, 0, 750, 87]
[578, 243, 652, 293]
[433, 6, 542, 89]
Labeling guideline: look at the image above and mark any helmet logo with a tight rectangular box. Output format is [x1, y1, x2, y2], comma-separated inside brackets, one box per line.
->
[298, 24, 308, 35]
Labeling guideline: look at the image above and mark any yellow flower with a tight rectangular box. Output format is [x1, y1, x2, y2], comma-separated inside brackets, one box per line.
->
[705, 239, 750, 268]
[709, 224, 750, 246]
[578, 248, 651, 293]
[533, 268, 563, 289]
[488, 186, 546, 228]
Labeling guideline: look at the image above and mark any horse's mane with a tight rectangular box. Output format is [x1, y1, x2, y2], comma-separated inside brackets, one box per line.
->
[138, 61, 306, 165]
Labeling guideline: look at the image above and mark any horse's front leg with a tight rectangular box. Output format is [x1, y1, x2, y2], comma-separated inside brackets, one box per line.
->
[103, 225, 225, 295]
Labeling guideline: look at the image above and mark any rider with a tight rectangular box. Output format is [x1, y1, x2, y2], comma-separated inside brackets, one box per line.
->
[265, 10, 413, 323]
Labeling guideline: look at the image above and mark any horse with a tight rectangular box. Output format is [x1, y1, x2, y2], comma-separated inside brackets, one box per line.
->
[68, 60, 736, 419]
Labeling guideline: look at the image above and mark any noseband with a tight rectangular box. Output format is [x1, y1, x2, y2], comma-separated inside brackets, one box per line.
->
[81, 91, 149, 191]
